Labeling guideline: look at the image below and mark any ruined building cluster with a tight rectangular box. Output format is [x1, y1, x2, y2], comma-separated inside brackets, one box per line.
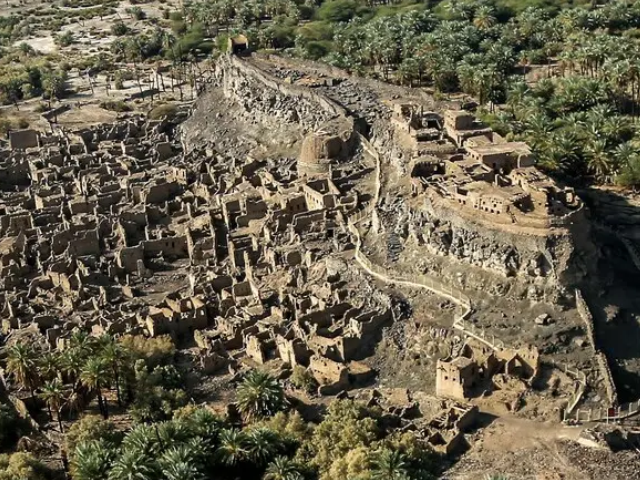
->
[0, 52, 602, 444]
[393, 104, 583, 230]
[0, 104, 396, 395]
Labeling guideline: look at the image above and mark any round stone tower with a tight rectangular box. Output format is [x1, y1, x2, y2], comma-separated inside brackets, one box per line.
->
[297, 131, 345, 177]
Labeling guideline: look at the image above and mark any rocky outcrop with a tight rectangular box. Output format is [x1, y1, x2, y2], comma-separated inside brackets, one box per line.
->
[376, 186, 591, 291]
[213, 55, 349, 132]
[415, 208, 570, 280]
[370, 129, 595, 292]
[190, 53, 597, 291]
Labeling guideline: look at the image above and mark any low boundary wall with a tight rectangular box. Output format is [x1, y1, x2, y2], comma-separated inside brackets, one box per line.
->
[345, 136, 588, 418]
[575, 289, 618, 408]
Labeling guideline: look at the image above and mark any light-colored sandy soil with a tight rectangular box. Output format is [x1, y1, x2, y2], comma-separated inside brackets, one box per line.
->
[445, 414, 640, 480]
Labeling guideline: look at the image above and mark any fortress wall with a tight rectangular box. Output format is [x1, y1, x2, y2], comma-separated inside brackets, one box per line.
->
[575, 289, 597, 350]
[419, 194, 575, 282]
[213, 55, 354, 136]
[595, 351, 618, 408]
[231, 56, 349, 118]
[575, 289, 618, 407]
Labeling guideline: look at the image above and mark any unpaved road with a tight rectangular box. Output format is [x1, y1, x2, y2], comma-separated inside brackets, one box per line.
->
[444, 412, 640, 480]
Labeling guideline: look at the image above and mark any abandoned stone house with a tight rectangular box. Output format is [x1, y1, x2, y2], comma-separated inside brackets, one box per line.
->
[0, 108, 394, 398]
[0, 49, 592, 424]
[0, 119, 312, 374]
[393, 107, 583, 230]
[436, 340, 541, 401]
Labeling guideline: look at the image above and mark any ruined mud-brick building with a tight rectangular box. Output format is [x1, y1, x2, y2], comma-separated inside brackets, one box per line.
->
[386, 101, 596, 290]
[239, 55, 597, 294]
[0, 49, 603, 418]
[436, 340, 540, 401]
[0, 54, 397, 398]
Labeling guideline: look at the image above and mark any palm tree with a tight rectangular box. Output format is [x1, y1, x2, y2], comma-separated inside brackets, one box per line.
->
[159, 445, 205, 480]
[69, 331, 97, 358]
[585, 139, 614, 182]
[98, 336, 128, 406]
[38, 352, 61, 382]
[524, 112, 554, 150]
[370, 449, 410, 480]
[457, 62, 477, 97]
[121, 424, 158, 457]
[182, 407, 223, 442]
[602, 115, 633, 143]
[41, 70, 66, 108]
[60, 347, 84, 387]
[70, 440, 115, 480]
[160, 461, 205, 480]
[236, 371, 286, 421]
[264, 456, 303, 480]
[245, 427, 281, 465]
[398, 58, 419, 87]
[108, 450, 157, 480]
[616, 153, 640, 189]
[217, 429, 248, 466]
[39, 378, 66, 432]
[5, 343, 39, 398]
[124, 38, 145, 97]
[444, 0, 473, 21]
[81, 358, 110, 419]
[155, 420, 193, 447]
[65, 389, 85, 419]
[507, 81, 529, 115]
[473, 5, 496, 30]
[552, 130, 581, 173]
[614, 141, 637, 168]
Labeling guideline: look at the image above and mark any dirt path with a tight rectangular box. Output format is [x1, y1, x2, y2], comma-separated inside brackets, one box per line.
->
[476, 412, 584, 451]
[445, 411, 640, 480]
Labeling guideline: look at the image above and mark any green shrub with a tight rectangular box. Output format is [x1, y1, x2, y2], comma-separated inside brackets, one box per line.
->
[54, 31, 75, 47]
[111, 21, 129, 36]
[316, 0, 357, 22]
[119, 334, 176, 367]
[99, 100, 132, 112]
[290, 366, 318, 393]
[64, 415, 121, 460]
[129, 362, 188, 423]
[147, 103, 178, 120]
[126, 6, 146, 20]
[0, 453, 52, 480]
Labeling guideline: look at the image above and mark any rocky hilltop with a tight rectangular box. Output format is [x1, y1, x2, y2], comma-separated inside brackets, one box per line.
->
[183, 53, 598, 298]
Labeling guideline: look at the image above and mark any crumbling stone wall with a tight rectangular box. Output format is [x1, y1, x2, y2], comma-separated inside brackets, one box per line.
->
[394, 190, 594, 289]
[212, 55, 352, 134]
[9, 129, 39, 150]
[575, 289, 618, 407]
[117, 245, 144, 273]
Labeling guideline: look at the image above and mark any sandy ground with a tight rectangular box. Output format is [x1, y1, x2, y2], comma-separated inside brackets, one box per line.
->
[0, 0, 198, 130]
[445, 413, 640, 480]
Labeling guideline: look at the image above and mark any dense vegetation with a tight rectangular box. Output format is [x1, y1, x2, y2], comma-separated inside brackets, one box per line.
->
[178, 0, 640, 188]
[2, 332, 182, 429]
[0, 331, 440, 480]
[0, 452, 53, 480]
[64, 400, 439, 480]
[0, 48, 67, 107]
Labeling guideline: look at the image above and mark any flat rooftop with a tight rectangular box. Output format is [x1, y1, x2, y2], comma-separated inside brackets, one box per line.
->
[467, 142, 531, 156]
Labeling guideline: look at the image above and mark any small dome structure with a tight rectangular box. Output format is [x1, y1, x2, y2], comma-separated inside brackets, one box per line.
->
[297, 131, 345, 177]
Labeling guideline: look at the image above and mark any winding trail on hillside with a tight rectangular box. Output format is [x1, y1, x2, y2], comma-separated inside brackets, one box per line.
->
[346, 134, 590, 419]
